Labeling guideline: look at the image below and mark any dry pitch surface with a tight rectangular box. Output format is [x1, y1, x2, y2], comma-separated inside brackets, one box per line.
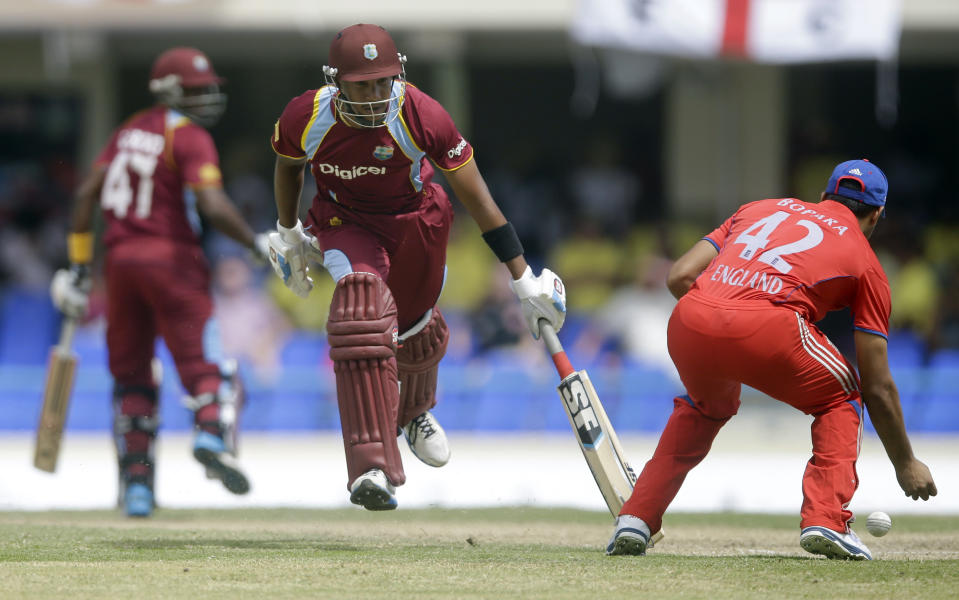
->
[1, 508, 957, 599]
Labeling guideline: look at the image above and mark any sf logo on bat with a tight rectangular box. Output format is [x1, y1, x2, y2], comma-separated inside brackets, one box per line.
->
[558, 374, 604, 448]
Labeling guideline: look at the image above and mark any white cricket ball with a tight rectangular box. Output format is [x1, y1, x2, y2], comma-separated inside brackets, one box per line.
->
[866, 511, 892, 537]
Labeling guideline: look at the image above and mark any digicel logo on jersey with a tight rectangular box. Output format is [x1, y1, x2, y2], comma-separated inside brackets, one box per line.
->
[317, 163, 387, 180]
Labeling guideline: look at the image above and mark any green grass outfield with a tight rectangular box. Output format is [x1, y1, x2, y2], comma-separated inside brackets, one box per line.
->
[1, 508, 957, 599]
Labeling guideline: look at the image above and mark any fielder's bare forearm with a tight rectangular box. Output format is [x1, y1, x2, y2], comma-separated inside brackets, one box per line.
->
[854, 330, 915, 466]
[667, 240, 719, 299]
[861, 379, 915, 466]
[274, 156, 306, 228]
[195, 187, 256, 249]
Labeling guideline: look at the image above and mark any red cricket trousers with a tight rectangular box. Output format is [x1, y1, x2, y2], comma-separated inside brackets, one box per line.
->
[105, 239, 222, 397]
[621, 292, 862, 533]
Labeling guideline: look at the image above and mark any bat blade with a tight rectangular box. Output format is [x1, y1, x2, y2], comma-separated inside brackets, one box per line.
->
[540, 321, 664, 546]
[33, 346, 77, 473]
[557, 369, 636, 515]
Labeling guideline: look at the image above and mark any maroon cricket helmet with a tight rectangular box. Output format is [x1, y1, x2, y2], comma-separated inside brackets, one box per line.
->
[328, 24, 402, 82]
[148, 47, 226, 127]
[150, 47, 224, 88]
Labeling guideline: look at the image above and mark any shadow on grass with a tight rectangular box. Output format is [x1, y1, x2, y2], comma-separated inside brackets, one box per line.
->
[104, 538, 362, 552]
[638, 553, 819, 562]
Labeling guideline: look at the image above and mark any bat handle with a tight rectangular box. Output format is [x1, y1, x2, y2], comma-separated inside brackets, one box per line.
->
[538, 319, 562, 353]
[538, 319, 574, 379]
[306, 241, 326, 268]
[58, 317, 77, 351]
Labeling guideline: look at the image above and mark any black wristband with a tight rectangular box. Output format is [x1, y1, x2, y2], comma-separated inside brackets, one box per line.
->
[482, 222, 524, 263]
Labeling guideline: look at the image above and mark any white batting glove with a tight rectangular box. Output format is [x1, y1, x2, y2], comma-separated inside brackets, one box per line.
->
[267, 220, 314, 298]
[509, 266, 567, 339]
[50, 266, 91, 319]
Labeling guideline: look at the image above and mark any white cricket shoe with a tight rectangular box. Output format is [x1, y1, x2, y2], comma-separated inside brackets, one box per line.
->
[402, 411, 450, 467]
[606, 514, 651, 556]
[800, 526, 873, 560]
[350, 469, 398, 511]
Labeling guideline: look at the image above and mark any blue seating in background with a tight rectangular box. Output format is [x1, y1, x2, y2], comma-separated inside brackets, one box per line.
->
[1, 314, 957, 433]
[913, 350, 959, 432]
[931, 349, 959, 369]
[73, 328, 108, 367]
[280, 331, 327, 366]
[887, 329, 926, 368]
[0, 288, 58, 365]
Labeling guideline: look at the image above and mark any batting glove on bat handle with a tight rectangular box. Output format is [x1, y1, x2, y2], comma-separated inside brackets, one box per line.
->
[509, 265, 567, 339]
[50, 265, 91, 319]
[267, 220, 314, 298]
[250, 232, 272, 266]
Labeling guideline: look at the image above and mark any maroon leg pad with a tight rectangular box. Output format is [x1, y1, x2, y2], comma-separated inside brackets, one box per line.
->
[327, 273, 405, 488]
[112, 384, 159, 499]
[396, 307, 449, 427]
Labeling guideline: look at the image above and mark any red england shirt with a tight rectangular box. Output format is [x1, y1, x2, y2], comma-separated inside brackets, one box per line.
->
[694, 198, 891, 338]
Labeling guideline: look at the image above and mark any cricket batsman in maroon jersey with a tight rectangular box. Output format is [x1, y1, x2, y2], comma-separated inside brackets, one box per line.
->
[50, 47, 270, 517]
[266, 24, 567, 510]
[606, 160, 938, 559]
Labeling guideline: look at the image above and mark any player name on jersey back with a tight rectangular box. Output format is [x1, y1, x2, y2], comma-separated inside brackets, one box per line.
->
[772, 198, 850, 236]
[117, 128, 164, 156]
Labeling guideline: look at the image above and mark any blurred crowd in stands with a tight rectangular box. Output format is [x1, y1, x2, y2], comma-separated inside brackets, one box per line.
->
[2, 114, 959, 387]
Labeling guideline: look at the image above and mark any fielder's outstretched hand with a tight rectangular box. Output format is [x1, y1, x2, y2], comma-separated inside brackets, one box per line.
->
[510, 266, 567, 339]
[50, 265, 91, 319]
[896, 458, 938, 501]
[267, 220, 315, 298]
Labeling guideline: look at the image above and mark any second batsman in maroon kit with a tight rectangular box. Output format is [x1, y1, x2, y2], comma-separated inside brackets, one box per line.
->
[267, 24, 567, 510]
[605, 160, 937, 559]
[51, 47, 269, 517]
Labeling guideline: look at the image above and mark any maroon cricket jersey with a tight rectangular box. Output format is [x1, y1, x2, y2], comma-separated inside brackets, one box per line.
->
[694, 198, 891, 338]
[271, 82, 473, 215]
[95, 105, 223, 249]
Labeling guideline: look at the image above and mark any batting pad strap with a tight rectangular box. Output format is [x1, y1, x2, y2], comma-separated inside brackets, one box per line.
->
[481, 222, 524, 263]
[113, 384, 158, 401]
[120, 452, 153, 469]
[114, 414, 160, 435]
[397, 309, 433, 344]
[67, 231, 94, 264]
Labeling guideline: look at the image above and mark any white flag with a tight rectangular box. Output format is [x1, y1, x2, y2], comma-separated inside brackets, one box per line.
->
[571, 0, 902, 63]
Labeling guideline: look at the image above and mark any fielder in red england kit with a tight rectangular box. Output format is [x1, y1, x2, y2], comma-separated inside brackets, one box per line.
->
[606, 159, 937, 560]
[50, 48, 270, 517]
[266, 24, 567, 510]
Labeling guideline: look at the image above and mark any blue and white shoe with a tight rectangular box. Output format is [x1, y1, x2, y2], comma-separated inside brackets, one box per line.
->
[606, 514, 651, 556]
[124, 482, 153, 518]
[800, 526, 873, 560]
[193, 431, 250, 495]
[349, 469, 398, 511]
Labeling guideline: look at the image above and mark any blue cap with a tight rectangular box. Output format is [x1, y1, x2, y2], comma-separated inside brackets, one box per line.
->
[825, 159, 888, 207]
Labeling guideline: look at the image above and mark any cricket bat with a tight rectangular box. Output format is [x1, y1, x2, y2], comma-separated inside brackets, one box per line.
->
[540, 320, 664, 546]
[33, 316, 79, 472]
